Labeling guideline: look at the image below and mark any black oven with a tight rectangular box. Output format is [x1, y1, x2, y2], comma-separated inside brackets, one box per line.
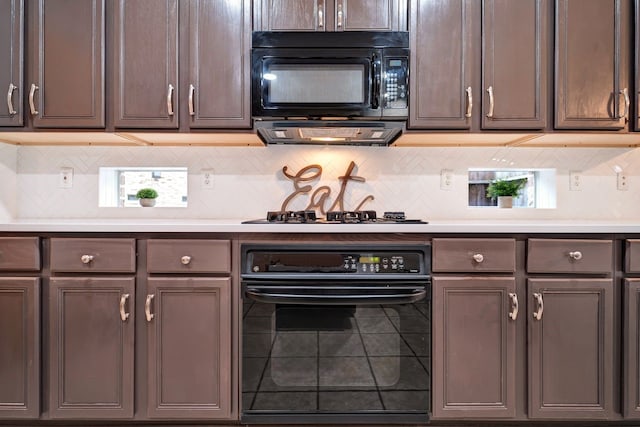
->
[251, 32, 409, 119]
[240, 243, 431, 424]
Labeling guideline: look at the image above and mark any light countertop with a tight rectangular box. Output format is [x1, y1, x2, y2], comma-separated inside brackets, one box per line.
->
[1, 219, 640, 234]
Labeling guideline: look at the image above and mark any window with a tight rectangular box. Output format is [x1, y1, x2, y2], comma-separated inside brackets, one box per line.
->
[99, 167, 188, 208]
[468, 169, 556, 208]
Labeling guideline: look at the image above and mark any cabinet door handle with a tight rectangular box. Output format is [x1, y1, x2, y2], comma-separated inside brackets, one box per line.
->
[119, 293, 130, 321]
[619, 87, 630, 120]
[181, 255, 192, 265]
[317, 0, 324, 28]
[337, 1, 343, 29]
[80, 254, 94, 264]
[6, 83, 17, 115]
[465, 86, 473, 118]
[145, 294, 155, 322]
[568, 251, 583, 260]
[486, 86, 494, 118]
[188, 84, 195, 116]
[28, 83, 39, 116]
[508, 292, 518, 320]
[167, 84, 174, 116]
[533, 292, 544, 320]
[472, 253, 484, 263]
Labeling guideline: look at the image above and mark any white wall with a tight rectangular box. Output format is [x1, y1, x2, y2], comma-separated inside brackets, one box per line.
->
[0, 144, 18, 221]
[13, 144, 640, 221]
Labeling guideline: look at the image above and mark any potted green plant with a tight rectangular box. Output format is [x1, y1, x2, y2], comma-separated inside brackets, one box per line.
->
[136, 188, 158, 207]
[486, 178, 527, 208]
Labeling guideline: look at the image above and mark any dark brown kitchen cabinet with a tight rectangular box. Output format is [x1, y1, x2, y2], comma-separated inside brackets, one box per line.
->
[29, 0, 105, 128]
[48, 277, 135, 419]
[482, 0, 549, 129]
[555, 0, 630, 129]
[528, 278, 615, 419]
[255, 0, 405, 32]
[145, 277, 231, 419]
[0, 0, 23, 127]
[409, 0, 480, 129]
[0, 277, 39, 419]
[432, 276, 517, 419]
[625, 279, 640, 418]
[627, 240, 640, 273]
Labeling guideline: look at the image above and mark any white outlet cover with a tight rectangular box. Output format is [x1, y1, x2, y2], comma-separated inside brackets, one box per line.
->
[202, 168, 214, 189]
[59, 167, 73, 188]
[569, 171, 582, 191]
[440, 169, 453, 190]
[617, 172, 629, 191]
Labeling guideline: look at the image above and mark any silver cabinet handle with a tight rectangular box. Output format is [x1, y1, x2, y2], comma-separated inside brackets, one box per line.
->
[568, 251, 583, 260]
[145, 294, 155, 322]
[28, 83, 38, 116]
[81, 254, 94, 264]
[317, 0, 324, 28]
[472, 253, 484, 263]
[619, 87, 630, 120]
[6, 83, 17, 115]
[533, 292, 544, 320]
[181, 255, 191, 265]
[486, 86, 494, 118]
[166, 84, 174, 116]
[465, 86, 473, 118]
[188, 84, 195, 116]
[337, 1, 343, 28]
[508, 292, 518, 320]
[119, 293, 130, 321]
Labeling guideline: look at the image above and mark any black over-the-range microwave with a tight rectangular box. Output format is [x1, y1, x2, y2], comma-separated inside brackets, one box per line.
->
[251, 31, 409, 120]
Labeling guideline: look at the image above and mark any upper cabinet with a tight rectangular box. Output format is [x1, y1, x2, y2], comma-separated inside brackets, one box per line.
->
[555, 0, 630, 129]
[255, 0, 406, 32]
[0, 0, 23, 127]
[29, 0, 105, 128]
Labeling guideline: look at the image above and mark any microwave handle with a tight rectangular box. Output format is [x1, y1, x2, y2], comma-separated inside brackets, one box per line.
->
[371, 54, 380, 109]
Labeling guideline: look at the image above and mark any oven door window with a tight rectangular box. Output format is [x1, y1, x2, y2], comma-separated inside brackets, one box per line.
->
[242, 299, 431, 415]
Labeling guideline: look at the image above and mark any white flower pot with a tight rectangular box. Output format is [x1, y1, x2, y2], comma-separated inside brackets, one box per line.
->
[139, 198, 156, 207]
[497, 196, 513, 208]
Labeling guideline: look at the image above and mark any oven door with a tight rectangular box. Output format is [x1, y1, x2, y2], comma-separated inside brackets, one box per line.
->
[252, 48, 381, 118]
[241, 280, 431, 424]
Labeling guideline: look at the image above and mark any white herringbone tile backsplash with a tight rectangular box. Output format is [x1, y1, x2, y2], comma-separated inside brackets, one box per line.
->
[7, 144, 640, 220]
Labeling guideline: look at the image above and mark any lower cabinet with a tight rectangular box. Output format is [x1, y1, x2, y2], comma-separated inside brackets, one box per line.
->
[432, 276, 517, 418]
[48, 277, 135, 419]
[624, 279, 640, 418]
[145, 277, 231, 419]
[0, 278, 40, 419]
[528, 278, 615, 419]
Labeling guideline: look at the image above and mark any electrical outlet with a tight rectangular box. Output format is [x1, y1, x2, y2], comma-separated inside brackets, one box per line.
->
[617, 171, 629, 191]
[201, 168, 214, 189]
[440, 169, 453, 190]
[59, 167, 73, 188]
[569, 171, 582, 191]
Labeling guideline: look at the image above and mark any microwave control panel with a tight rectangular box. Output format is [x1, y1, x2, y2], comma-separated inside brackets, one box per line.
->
[383, 58, 408, 110]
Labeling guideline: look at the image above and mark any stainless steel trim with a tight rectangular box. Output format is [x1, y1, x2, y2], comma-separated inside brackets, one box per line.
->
[28, 83, 38, 116]
[465, 86, 473, 118]
[7, 83, 17, 115]
[508, 292, 518, 320]
[486, 86, 494, 118]
[188, 84, 195, 116]
[167, 84, 174, 116]
[533, 292, 544, 320]
[119, 293, 130, 321]
[145, 294, 155, 322]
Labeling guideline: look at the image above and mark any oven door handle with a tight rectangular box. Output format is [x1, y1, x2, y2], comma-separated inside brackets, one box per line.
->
[245, 288, 426, 305]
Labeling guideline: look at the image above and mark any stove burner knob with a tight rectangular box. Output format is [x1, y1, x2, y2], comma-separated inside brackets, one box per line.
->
[253, 265, 260, 272]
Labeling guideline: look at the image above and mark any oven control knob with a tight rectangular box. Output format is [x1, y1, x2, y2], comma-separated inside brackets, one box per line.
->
[253, 265, 260, 272]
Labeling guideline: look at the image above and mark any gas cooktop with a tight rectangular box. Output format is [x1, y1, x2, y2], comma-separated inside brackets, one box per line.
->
[241, 210, 427, 224]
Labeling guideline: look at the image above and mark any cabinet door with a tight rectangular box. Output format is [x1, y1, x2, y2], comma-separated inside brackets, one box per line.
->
[113, 0, 179, 128]
[337, 0, 404, 31]
[624, 279, 640, 418]
[0, 0, 23, 127]
[256, 0, 325, 31]
[528, 278, 614, 419]
[482, 0, 548, 129]
[146, 277, 231, 419]
[409, 0, 479, 129]
[31, 0, 104, 128]
[555, 0, 628, 129]
[187, 0, 251, 128]
[432, 277, 517, 419]
[0, 278, 39, 418]
[48, 277, 134, 419]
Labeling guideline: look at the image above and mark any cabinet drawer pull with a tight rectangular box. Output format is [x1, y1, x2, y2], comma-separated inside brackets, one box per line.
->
[318, 0, 324, 28]
[28, 83, 39, 116]
[167, 84, 174, 116]
[337, 1, 343, 28]
[486, 86, 494, 118]
[181, 255, 192, 265]
[533, 292, 544, 320]
[6, 83, 17, 115]
[472, 253, 484, 263]
[465, 86, 473, 118]
[508, 292, 518, 320]
[119, 293, 130, 321]
[188, 84, 195, 116]
[145, 294, 155, 322]
[619, 87, 630, 120]
[568, 251, 583, 260]
[80, 254, 94, 264]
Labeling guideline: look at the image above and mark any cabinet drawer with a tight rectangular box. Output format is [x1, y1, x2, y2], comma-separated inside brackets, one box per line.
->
[527, 239, 612, 274]
[0, 237, 40, 271]
[626, 240, 640, 274]
[432, 238, 515, 273]
[147, 239, 230, 273]
[50, 238, 136, 273]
